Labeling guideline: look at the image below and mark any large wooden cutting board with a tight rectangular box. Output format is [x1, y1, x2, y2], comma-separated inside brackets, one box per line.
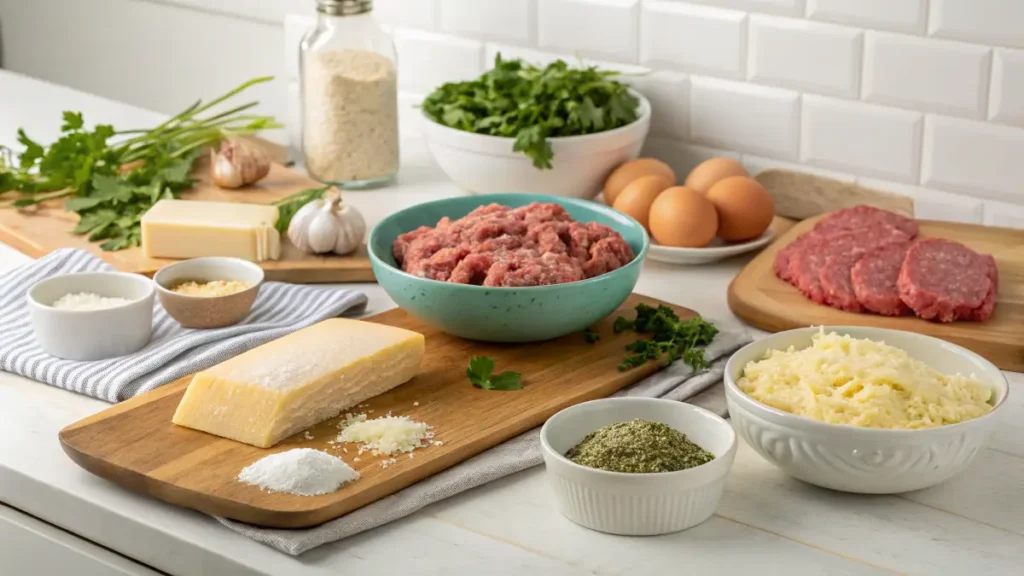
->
[728, 217, 1024, 372]
[0, 158, 374, 284]
[59, 294, 697, 528]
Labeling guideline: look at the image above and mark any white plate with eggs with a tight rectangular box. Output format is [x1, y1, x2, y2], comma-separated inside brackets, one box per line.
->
[648, 228, 775, 265]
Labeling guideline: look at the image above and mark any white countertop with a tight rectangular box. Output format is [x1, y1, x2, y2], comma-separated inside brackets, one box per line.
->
[1, 70, 1022, 576]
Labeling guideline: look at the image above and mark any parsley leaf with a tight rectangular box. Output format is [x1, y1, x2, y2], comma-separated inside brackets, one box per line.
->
[585, 328, 600, 343]
[423, 54, 640, 169]
[466, 356, 523, 391]
[614, 304, 718, 372]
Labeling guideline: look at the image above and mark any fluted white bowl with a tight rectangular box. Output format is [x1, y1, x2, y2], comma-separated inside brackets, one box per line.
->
[540, 397, 736, 536]
[724, 327, 1009, 494]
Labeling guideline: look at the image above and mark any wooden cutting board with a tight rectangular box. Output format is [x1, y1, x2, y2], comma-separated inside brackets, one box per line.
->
[59, 293, 697, 528]
[728, 216, 1024, 372]
[0, 157, 374, 284]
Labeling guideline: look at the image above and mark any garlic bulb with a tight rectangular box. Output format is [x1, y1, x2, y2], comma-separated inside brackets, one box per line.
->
[287, 190, 366, 255]
[211, 138, 271, 189]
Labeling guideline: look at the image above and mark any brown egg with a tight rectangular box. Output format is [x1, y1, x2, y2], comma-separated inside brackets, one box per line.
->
[603, 158, 676, 205]
[705, 176, 775, 242]
[648, 186, 718, 248]
[612, 175, 672, 230]
[684, 157, 749, 194]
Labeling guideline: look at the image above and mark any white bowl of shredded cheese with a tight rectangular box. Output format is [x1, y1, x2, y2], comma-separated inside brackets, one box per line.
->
[724, 327, 1008, 494]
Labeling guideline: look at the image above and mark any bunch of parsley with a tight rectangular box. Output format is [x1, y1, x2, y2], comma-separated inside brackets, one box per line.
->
[614, 303, 719, 372]
[0, 77, 280, 251]
[422, 54, 640, 169]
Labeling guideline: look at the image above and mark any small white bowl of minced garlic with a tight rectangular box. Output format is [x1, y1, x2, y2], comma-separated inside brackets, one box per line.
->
[724, 326, 1009, 494]
[540, 397, 736, 536]
[153, 257, 263, 329]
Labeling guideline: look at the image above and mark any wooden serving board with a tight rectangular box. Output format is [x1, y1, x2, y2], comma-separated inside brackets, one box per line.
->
[59, 294, 695, 528]
[728, 216, 1024, 372]
[0, 158, 374, 284]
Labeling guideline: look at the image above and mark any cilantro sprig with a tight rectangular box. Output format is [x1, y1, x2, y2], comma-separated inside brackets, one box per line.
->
[467, 356, 523, 391]
[422, 54, 640, 169]
[0, 77, 281, 251]
[614, 304, 718, 372]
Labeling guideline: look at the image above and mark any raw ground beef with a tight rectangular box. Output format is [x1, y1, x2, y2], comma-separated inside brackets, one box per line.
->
[392, 202, 635, 287]
[850, 242, 913, 316]
[819, 252, 865, 312]
[787, 226, 911, 304]
[773, 206, 917, 283]
[898, 238, 997, 322]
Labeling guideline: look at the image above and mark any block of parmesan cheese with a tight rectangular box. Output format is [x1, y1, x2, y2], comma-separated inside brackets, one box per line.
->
[141, 199, 281, 262]
[171, 319, 425, 448]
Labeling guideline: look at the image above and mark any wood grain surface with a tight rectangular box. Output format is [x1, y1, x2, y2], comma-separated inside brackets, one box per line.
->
[0, 157, 374, 284]
[59, 293, 696, 528]
[755, 169, 915, 220]
[728, 216, 1024, 371]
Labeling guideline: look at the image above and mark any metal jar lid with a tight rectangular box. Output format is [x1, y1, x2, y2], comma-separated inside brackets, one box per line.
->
[316, 0, 372, 16]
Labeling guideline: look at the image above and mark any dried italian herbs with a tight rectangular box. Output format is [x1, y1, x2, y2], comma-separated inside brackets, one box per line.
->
[565, 418, 714, 474]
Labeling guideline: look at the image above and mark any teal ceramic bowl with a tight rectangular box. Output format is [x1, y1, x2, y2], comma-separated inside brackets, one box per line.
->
[368, 193, 649, 342]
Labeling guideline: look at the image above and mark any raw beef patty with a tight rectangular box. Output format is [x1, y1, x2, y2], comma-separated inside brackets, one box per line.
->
[789, 226, 911, 305]
[897, 238, 997, 322]
[851, 242, 912, 316]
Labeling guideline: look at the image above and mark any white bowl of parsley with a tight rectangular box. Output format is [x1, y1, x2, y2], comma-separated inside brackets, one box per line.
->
[421, 55, 651, 198]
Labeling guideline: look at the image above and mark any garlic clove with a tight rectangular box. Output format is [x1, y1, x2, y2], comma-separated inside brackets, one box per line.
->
[211, 148, 245, 188]
[287, 197, 325, 253]
[333, 204, 366, 255]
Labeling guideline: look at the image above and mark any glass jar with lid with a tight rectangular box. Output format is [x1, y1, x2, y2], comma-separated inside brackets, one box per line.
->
[300, 0, 399, 188]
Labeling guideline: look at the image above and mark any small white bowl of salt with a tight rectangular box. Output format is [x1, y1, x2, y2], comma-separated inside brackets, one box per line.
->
[27, 271, 155, 361]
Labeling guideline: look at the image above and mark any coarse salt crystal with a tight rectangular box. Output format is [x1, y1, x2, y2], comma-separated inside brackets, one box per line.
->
[52, 292, 132, 311]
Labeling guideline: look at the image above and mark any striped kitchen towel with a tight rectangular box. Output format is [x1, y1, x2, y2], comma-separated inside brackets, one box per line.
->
[0, 249, 367, 402]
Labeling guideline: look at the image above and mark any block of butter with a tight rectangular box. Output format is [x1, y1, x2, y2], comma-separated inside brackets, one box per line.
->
[141, 199, 281, 262]
[172, 319, 425, 448]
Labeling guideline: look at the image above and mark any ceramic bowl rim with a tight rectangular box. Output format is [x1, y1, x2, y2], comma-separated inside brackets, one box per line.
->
[723, 326, 1010, 437]
[152, 257, 265, 300]
[26, 271, 155, 314]
[420, 91, 652, 147]
[367, 193, 650, 292]
[539, 397, 737, 480]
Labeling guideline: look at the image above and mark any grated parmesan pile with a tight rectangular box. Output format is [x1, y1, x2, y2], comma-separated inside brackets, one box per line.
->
[738, 330, 995, 429]
[337, 412, 434, 457]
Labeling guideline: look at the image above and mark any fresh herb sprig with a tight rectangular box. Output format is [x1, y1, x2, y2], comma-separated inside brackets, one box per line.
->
[422, 54, 640, 169]
[614, 304, 718, 372]
[584, 328, 600, 343]
[0, 77, 281, 251]
[466, 356, 523, 391]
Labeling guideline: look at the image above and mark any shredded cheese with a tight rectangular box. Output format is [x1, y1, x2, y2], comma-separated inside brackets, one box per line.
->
[738, 330, 994, 429]
[337, 414, 434, 456]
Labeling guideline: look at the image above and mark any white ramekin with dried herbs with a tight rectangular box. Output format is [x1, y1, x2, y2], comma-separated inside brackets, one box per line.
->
[421, 55, 651, 198]
[540, 397, 736, 536]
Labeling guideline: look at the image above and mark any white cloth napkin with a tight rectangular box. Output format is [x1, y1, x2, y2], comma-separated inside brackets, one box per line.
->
[217, 327, 752, 555]
[0, 249, 368, 402]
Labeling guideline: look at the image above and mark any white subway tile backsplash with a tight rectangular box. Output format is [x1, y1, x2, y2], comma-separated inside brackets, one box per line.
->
[641, 137, 741, 179]
[374, 0, 438, 32]
[538, 0, 639, 63]
[863, 32, 991, 119]
[858, 178, 984, 224]
[640, 2, 747, 79]
[684, 0, 804, 17]
[483, 43, 647, 73]
[929, 0, 1024, 50]
[622, 71, 689, 139]
[690, 76, 800, 160]
[399, 92, 426, 138]
[806, 0, 926, 35]
[982, 200, 1024, 229]
[748, 16, 862, 98]
[742, 155, 856, 182]
[439, 0, 533, 45]
[393, 29, 484, 93]
[801, 95, 923, 182]
[989, 49, 1024, 127]
[922, 115, 1024, 203]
